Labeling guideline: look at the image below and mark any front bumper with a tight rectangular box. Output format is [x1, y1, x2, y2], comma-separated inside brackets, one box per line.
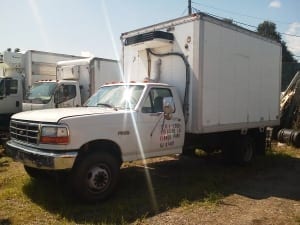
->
[6, 140, 78, 170]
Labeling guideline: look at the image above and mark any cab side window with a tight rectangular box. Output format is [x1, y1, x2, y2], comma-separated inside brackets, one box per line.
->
[8, 80, 18, 94]
[1, 79, 18, 96]
[142, 88, 172, 113]
[58, 85, 76, 102]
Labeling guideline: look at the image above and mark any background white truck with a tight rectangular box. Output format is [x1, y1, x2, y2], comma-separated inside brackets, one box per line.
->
[0, 50, 83, 140]
[0, 50, 24, 135]
[6, 13, 282, 202]
[23, 57, 121, 111]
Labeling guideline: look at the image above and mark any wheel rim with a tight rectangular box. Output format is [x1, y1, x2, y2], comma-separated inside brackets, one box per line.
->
[86, 164, 111, 193]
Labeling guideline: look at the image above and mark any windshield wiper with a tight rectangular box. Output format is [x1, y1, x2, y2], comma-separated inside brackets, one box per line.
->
[97, 103, 118, 111]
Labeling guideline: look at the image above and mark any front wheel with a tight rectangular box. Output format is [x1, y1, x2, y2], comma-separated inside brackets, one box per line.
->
[71, 152, 120, 202]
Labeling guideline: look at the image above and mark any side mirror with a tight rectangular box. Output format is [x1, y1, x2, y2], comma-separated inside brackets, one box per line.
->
[163, 97, 175, 120]
[54, 91, 58, 104]
[54, 91, 60, 104]
[54, 85, 65, 104]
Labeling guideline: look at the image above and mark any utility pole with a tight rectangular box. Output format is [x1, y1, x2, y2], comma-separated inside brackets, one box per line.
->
[188, 0, 192, 15]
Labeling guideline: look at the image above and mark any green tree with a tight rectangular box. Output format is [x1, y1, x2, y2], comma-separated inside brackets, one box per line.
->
[257, 21, 298, 90]
[257, 21, 296, 63]
[257, 21, 281, 41]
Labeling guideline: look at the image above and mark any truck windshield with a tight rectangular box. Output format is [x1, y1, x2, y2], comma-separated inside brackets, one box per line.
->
[85, 85, 145, 109]
[24, 82, 57, 104]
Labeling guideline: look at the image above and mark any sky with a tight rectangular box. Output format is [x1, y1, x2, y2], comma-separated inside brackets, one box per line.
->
[0, 0, 299, 61]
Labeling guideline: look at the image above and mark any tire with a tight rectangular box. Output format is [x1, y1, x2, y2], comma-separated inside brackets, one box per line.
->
[254, 132, 266, 155]
[234, 136, 254, 165]
[71, 152, 120, 203]
[24, 165, 50, 179]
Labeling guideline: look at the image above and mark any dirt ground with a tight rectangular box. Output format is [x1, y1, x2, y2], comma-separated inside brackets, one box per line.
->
[133, 146, 300, 225]
[145, 195, 299, 225]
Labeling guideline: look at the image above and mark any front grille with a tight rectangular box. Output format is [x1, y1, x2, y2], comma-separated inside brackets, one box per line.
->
[10, 120, 40, 144]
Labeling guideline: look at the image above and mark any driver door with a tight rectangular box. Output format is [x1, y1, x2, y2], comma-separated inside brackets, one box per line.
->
[0, 78, 22, 114]
[137, 87, 184, 158]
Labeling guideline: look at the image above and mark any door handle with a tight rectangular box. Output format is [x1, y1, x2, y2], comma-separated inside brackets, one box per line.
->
[16, 101, 20, 107]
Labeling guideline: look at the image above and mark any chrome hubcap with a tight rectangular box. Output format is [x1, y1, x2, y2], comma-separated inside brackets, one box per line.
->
[87, 166, 110, 192]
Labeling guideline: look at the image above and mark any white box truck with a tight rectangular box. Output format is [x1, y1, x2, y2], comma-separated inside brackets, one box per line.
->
[22, 57, 121, 111]
[6, 13, 282, 202]
[0, 50, 83, 141]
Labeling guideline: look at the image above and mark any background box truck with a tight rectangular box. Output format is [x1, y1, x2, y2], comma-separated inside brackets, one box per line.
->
[0, 50, 83, 140]
[23, 57, 121, 111]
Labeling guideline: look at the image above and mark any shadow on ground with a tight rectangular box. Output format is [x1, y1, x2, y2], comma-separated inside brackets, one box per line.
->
[22, 150, 300, 224]
[0, 218, 12, 225]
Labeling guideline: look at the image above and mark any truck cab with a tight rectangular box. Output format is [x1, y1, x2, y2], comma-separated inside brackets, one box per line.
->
[83, 83, 185, 159]
[6, 82, 185, 201]
[22, 80, 81, 111]
[0, 51, 24, 133]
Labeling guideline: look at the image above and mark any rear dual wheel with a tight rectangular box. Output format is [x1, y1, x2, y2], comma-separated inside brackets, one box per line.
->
[222, 135, 255, 165]
[235, 136, 254, 164]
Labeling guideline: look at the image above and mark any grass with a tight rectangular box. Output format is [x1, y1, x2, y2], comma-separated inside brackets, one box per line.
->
[0, 143, 299, 225]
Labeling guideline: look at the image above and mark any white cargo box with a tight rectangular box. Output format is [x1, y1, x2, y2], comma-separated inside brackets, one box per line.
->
[24, 50, 84, 87]
[57, 57, 121, 103]
[2, 51, 23, 68]
[122, 13, 282, 134]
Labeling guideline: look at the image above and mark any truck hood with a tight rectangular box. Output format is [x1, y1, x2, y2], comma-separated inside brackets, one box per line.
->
[12, 107, 121, 123]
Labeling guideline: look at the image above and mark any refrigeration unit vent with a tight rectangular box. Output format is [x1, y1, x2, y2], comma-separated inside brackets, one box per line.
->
[124, 31, 174, 49]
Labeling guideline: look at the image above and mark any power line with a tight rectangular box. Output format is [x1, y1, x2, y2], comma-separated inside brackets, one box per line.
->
[281, 33, 300, 38]
[191, 6, 300, 38]
[191, 1, 295, 25]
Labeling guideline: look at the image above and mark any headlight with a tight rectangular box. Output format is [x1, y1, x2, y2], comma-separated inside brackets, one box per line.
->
[40, 125, 69, 144]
